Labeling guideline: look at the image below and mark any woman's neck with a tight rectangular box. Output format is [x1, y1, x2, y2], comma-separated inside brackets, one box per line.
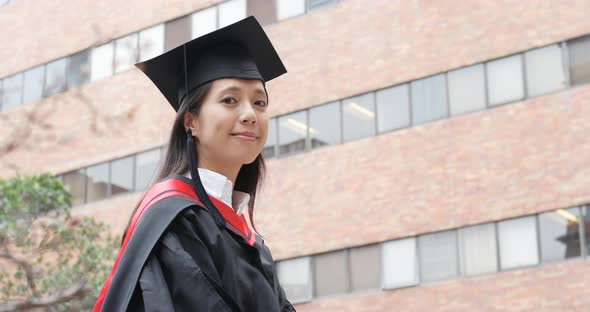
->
[196, 161, 240, 185]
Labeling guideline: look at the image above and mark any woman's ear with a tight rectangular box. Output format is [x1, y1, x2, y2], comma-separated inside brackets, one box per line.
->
[184, 112, 198, 137]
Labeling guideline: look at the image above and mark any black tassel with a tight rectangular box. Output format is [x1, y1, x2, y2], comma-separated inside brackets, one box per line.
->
[186, 128, 226, 229]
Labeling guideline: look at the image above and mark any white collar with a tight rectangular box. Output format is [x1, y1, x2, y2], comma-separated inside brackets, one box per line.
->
[183, 168, 250, 216]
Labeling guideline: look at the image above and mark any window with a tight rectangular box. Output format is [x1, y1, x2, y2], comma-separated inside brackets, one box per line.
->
[115, 33, 139, 73]
[276, 0, 305, 21]
[276, 257, 312, 303]
[0, 0, 8, 7]
[486, 54, 525, 106]
[307, 0, 337, 10]
[67, 50, 90, 88]
[139, 24, 165, 62]
[191, 7, 217, 39]
[278, 111, 307, 155]
[262, 118, 277, 158]
[44, 58, 68, 97]
[1, 73, 23, 111]
[342, 93, 376, 142]
[111, 156, 134, 195]
[90, 42, 114, 81]
[539, 207, 582, 262]
[459, 223, 498, 276]
[524, 44, 566, 97]
[584, 206, 590, 256]
[63, 170, 86, 205]
[313, 250, 349, 297]
[86, 163, 109, 202]
[410, 74, 448, 125]
[349, 244, 380, 291]
[448, 64, 486, 116]
[382, 238, 418, 289]
[309, 101, 341, 148]
[568, 35, 590, 85]
[498, 216, 539, 270]
[247, 0, 275, 25]
[164, 16, 190, 52]
[418, 230, 459, 282]
[218, 0, 246, 28]
[22, 65, 45, 103]
[134, 149, 161, 191]
[376, 84, 410, 133]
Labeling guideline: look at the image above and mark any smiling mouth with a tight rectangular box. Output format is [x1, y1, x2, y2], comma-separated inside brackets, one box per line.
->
[231, 134, 257, 141]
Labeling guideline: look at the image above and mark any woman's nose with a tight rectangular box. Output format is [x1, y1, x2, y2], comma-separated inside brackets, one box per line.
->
[240, 103, 257, 124]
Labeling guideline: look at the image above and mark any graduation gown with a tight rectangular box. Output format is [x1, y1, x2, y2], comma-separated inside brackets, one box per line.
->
[94, 176, 295, 312]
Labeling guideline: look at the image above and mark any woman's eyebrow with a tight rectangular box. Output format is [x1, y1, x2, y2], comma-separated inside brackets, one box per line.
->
[217, 86, 267, 97]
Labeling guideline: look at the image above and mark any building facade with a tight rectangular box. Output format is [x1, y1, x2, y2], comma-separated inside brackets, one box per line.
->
[1, 0, 590, 310]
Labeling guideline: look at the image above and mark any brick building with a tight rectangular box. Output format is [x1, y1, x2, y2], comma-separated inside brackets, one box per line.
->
[1, 0, 590, 310]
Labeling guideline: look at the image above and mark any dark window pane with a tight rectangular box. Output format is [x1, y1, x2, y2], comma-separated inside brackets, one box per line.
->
[262, 118, 277, 158]
[44, 58, 68, 96]
[418, 230, 459, 282]
[139, 24, 165, 62]
[342, 93, 376, 142]
[411, 74, 448, 125]
[276, 0, 305, 20]
[459, 223, 498, 276]
[486, 54, 525, 106]
[63, 170, 86, 205]
[309, 101, 341, 148]
[90, 42, 114, 81]
[218, 0, 246, 28]
[23, 65, 45, 103]
[313, 250, 349, 297]
[568, 35, 590, 85]
[135, 149, 161, 191]
[498, 216, 539, 269]
[540, 207, 582, 262]
[2, 73, 23, 111]
[86, 163, 109, 202]
[349, 244, 380, 291]
[115, 33, 139, 73]
[448, 64, 486, 116]
[247, 0, 275, 25]
[525, 44, 566, 97]
[276, 257, 312, 303]
[67, 50, 90, 88]
[111, 156, 134, 195]
[278, 111, 307, 155]
[165, 16, 191, 52]
[376, 84, 410, 133]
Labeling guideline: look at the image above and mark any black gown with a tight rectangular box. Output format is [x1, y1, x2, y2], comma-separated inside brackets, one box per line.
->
[94, 176, 295, 312]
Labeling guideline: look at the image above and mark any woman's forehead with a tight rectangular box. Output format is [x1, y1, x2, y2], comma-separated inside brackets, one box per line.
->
[211, 78, 265, 93]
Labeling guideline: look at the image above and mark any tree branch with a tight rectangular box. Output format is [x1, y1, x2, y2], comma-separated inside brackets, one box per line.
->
[0, 248, 39, 298]
[0, 280, 89, 311]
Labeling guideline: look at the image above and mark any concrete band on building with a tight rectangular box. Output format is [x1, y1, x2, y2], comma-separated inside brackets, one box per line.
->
[1, 0, 589, 310]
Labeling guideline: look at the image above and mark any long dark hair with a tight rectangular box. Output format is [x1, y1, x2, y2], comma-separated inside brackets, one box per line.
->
[122, 81, 266, 241]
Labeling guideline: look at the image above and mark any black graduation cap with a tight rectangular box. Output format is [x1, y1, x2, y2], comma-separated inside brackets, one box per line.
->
[135, 15, 287, 111]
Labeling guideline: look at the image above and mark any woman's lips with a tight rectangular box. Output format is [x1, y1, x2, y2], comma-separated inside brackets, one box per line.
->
[231, 133, 257, 142]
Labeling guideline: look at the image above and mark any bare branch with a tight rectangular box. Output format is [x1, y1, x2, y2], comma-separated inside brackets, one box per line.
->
[0, 280, 89, 312]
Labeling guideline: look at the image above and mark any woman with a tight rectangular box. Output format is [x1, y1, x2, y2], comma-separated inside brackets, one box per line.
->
[93, 16, 295, 312]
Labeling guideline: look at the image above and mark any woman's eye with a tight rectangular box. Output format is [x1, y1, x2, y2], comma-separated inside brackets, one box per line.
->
[255, 100, 267, 107]
[222, 97, 237, 104]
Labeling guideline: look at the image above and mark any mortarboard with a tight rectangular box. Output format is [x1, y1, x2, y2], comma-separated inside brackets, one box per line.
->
[135, 15, 287, 111]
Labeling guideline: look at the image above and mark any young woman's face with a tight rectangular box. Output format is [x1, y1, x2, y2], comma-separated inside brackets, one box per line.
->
[189, 78, 269, 168]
